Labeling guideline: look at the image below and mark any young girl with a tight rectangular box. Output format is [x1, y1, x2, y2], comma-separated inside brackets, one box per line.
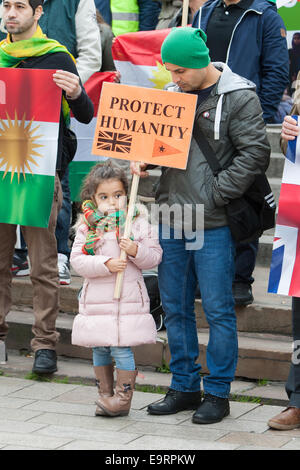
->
[70, 162, 162, 417]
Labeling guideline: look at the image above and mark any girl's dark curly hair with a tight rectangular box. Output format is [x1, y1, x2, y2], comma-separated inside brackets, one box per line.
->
[80, 161, 129, 206]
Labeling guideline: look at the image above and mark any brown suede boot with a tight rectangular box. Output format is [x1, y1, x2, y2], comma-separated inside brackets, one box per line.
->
[94, 365, 114, 416]
[96, 368, 138, 417]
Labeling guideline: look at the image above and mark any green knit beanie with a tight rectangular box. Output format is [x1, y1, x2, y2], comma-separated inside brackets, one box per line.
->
[161, 27, 211, 69]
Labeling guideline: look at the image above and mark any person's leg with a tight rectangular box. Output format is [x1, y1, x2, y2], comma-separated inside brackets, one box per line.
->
[233, 240, 259, 306]
[56, 169, 72, 285]
[0, 223, 17, 346]
[192, 226, 237, 424]
[158, 227, 201, 391]
[147, 226, 202, 415]
[93, 346, 115, 416]
[96, 347, 137, 417]
[12, 228, 29, 277]
[286, 297, 300, 406]
[268, 297, 300, 430]
[22, 175, 62, 372]
[110, 346, 136, 370]
[196, 226, 237, 398]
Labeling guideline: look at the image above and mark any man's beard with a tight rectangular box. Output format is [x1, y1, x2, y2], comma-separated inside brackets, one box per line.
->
[5, 17, 35, 35]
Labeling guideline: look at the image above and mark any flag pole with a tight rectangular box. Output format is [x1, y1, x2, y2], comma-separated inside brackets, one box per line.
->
[181, 0, 189, 27]
[114, 164, 140, 299]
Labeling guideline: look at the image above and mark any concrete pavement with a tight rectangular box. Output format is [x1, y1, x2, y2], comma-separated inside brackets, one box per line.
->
[0, 350, 300, 450]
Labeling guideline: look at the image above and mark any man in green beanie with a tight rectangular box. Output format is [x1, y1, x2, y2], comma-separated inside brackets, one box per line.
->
[131, 27, 270, 424]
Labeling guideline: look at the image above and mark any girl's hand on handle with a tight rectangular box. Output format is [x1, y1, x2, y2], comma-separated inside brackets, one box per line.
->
[130, 161, 149, 178]
[281, 115, 300, 141]
[119, 238, 138, 257]
[105, 258, 127, 273]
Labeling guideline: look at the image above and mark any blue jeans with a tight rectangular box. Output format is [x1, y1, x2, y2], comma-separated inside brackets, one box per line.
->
[158, 225, 237, 398]
[93, 346, 135, 371]
[55, 168, 72, 259]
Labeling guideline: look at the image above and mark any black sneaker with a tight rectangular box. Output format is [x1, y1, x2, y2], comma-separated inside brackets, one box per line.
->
[192, 393, 230, 424]
[233, 283, 254, 306]
[32, 349, 57, 374]
[11, 254, 30, 277]
[147, 388, 202, 415]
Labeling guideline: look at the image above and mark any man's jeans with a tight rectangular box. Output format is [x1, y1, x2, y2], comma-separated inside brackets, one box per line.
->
[158, 225, 238, 398]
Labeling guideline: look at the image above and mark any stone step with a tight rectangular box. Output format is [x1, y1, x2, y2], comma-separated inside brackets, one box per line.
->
[4, 307, 292, 382]
[267, 124, 282, 154]
[266, 152, 285, 179]
[11, 265, 292, 336]
[256, 234, 274, 267]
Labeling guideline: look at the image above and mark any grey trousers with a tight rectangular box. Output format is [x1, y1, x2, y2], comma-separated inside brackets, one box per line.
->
[286, 297, 300, 407]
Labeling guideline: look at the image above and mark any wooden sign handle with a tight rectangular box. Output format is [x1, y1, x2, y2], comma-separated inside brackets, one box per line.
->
[114, 165, 140, 299]
[181, 0, 189, 27]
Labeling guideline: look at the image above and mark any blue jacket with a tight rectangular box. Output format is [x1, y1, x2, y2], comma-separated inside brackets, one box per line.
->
[192, 0, 289, 123]
[94, 0, 112, 25]
[94, 0, 162, 30]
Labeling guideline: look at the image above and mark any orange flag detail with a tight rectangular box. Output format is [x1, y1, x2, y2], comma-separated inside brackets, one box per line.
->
[152, 139, 182, 158]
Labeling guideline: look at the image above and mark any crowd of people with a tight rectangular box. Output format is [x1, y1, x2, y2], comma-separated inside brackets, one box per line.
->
[0, 0, 300, 429]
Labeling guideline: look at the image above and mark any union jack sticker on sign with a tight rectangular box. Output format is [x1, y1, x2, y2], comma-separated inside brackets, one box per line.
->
[97, 131, 132, 154]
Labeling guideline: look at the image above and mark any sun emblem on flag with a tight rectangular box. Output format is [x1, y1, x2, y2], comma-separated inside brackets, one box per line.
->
[149, 61, 172, 89]
[0, 111, 44, 183]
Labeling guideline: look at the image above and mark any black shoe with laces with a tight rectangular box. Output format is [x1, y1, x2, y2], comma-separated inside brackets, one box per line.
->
[32, 349, 57, 374]
[147, 388, 202, 415]
[192, 393, 230, 424]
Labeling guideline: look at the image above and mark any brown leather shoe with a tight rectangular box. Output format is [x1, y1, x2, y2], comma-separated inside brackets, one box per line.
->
[268, 407, 300, 430]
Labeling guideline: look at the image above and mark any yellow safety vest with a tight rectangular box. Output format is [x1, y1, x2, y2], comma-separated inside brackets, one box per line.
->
[111, 0, 139, 36]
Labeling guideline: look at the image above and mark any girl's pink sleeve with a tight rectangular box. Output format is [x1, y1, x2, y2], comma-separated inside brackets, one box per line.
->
[70, 225, 112, 279]
[128, 217, 163, 270]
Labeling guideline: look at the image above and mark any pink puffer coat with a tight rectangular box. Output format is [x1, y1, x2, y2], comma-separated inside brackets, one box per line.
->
[70, 215, 163, 348]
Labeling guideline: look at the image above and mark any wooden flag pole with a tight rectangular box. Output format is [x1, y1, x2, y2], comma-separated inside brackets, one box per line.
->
[181, 0, 189, 27]
[113, 164, 140, 299]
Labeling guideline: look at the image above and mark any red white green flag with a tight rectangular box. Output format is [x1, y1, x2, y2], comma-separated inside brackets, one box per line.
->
[112, 29, 172, 90]
[278, 0, 300, 40]
[69, 71, 117, 201]
[0, 68, 61, 227]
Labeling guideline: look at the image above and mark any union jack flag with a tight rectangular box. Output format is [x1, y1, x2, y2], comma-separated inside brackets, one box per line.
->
[96, 131, 132, 153]
[268, 116, 300, 296]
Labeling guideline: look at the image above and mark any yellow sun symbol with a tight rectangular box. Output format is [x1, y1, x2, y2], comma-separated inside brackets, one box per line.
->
[0, 111, 44, 183]
[149, 61, 172, 89]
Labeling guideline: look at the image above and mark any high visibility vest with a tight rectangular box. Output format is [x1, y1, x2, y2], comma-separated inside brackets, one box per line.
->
[111, 0, 139, 36]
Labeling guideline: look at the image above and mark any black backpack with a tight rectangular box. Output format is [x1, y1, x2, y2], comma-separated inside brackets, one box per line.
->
[143, 271, 165, 332]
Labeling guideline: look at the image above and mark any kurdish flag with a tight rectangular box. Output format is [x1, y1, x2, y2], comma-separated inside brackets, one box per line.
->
[69, 71, 117, 201]
[278, 0, 300, 39]
[112, 29, 172, 90]
[0, 68, 61, 228]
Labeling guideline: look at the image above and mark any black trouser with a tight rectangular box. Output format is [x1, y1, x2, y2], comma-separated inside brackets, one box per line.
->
[234, 240, 259, 285]
[286, 297, 300, 407]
